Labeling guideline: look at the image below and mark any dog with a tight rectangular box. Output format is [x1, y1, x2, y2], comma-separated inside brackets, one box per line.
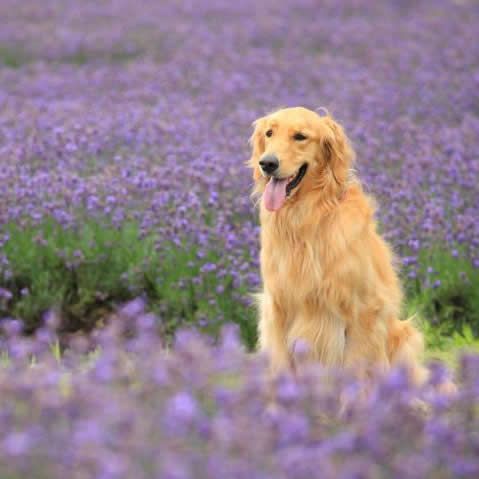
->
[248, 106, 431, 386]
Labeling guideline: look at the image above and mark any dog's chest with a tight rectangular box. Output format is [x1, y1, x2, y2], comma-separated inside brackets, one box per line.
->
[261, 228, 323, 301]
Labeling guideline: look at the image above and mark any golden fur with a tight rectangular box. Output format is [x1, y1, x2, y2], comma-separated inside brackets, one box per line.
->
[248, 106, 429, 385]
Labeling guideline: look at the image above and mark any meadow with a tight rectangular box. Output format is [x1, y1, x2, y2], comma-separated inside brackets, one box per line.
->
[0, 0, 478, 477]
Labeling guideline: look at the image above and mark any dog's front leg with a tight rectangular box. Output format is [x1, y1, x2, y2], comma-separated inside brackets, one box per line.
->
[338, 319, 390, 410]
[257, 292, 292, 373]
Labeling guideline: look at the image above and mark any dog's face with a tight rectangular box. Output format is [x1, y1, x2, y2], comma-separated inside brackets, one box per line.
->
[248, 107, 354, 212]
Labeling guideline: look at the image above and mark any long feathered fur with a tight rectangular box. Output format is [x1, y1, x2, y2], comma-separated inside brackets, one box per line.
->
[248, 106, 444, 388]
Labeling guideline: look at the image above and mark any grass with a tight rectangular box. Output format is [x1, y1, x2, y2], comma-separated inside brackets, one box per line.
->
[0, 217, 478, 356]
[0, 45, 31, 68]
[0, 218, 256, 346]
[425, 327, 479, 369]
[59, 48, 142, 65]
[405, 246, 479, 343]
[406, 248, 479, 364]
[0, 44, 141, 69]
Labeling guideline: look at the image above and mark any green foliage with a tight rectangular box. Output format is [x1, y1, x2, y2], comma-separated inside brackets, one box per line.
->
[1, 219, 477, 354]
[406, 247, 479, 339]
[59, 48, 141, 65]
[0, 44, 139, 69]
[0, 218, 255, 346]
[423, 323, 479, 367]
[404, 247, 479, 361]
[0, 45, 31, 68]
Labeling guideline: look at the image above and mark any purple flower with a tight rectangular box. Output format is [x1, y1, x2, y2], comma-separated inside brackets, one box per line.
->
[167, 392, 199, 423]
[2, 432, 31, 456]
[119, 298, 146, 317]
[0, 2, 477, 476]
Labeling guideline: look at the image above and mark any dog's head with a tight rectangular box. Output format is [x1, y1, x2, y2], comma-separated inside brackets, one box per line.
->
[248, 107, 354, 212]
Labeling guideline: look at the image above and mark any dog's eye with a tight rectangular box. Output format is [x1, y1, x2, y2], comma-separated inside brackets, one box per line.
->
[293, 132, 307, 141]
[265, 129, 273, 138]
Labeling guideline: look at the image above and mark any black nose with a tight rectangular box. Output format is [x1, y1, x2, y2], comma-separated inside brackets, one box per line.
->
[259, 155, 279, 175]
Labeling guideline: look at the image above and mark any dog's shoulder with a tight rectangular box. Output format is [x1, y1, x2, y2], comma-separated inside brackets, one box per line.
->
[335, 183, 375, 226]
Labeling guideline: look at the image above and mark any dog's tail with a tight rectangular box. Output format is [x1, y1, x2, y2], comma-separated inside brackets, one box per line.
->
[388, 316, 457, 394]
[387, 315, 429, 385]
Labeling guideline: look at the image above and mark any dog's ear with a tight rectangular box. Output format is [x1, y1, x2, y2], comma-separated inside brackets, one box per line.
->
[247, 117, 266, 181]
[319, 116, 355, 186]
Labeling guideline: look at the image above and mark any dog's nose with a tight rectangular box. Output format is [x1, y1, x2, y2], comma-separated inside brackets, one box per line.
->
[259, 155, 279, 175]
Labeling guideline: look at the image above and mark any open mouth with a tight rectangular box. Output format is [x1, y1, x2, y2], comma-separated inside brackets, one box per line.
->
[263, 163, 308, 212]
[285, 163, 308, 196]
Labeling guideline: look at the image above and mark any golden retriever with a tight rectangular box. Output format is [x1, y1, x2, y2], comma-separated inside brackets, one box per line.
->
[248, 106, 430, 385]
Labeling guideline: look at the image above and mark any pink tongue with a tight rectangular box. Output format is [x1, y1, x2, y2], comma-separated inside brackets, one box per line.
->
[264, 178, 288, 212]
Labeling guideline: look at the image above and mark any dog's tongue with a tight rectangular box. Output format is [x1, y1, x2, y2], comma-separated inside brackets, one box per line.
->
[264, 177, 288, 212]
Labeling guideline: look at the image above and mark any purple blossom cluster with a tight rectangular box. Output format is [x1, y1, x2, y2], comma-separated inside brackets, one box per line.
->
[0, 3, 479, 473]
[0, 305, 478, 479]
[0, 0, 478, 296]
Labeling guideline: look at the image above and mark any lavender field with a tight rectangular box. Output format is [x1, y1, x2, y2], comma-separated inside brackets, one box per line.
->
[0, 0, 479, 477]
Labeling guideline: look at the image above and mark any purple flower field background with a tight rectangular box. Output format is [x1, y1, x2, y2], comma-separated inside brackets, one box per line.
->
[0, 0, 478, 477]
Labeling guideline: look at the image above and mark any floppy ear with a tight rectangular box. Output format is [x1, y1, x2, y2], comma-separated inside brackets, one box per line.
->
[320, 116, 355, 186]
[247, 117, 266, 181]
